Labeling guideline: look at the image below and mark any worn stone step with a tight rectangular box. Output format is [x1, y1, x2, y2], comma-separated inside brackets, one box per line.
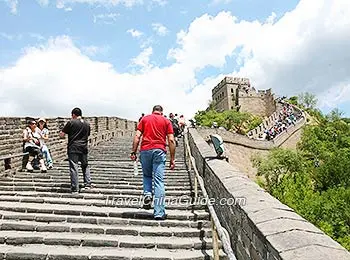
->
[0, 220, 212, 238]
[12, 171, 193, 179]
[0, 186, 198, 197]
[0, 211, 211, 229]
[0, 202, 210, 221]
[0, 244, 228, 260]
[0, 181, 193, 191]
[0, 231, 215, 250]
[0, 191, 198, 201]
[0, 195, 207, 210]
[0, 177, 194, 186]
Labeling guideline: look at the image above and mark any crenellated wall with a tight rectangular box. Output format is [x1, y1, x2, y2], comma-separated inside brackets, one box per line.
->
[0, 116, 136, 175]
[188, 128, 350, 260]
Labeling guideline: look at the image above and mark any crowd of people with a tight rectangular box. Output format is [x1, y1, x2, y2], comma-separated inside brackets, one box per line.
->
[259, 103, 301, 141]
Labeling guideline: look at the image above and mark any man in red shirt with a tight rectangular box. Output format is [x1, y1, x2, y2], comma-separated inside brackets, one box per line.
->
[130, 105, 176, 220]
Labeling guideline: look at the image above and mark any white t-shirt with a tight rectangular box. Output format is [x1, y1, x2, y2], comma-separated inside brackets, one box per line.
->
[38, 128, 49, 147]
[24, 127, 41, 149]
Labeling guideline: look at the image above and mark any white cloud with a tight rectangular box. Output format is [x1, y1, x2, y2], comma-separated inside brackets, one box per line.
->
[82, 45, 110, 56]
[29, 33, 45, 41]
[1, 0, 350, 119]
[127, 29, 143, 38]
[93, 13, 119, 24]
[3, 0, 18, 14]
[0, 32, 22, 40]
[0, 36, 202, 119]
[130, 47, 153, 71]
[37, 0, 49, 6]
[152, 23, 169, 36]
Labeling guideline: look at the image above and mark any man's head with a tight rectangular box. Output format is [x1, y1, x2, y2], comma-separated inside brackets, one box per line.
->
[27, 119, 37, 129]
[152, 105, 163, 113]
[71, 107, 82, 118]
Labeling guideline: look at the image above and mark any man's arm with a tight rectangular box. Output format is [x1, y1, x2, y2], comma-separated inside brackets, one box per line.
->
[130, 130, 142, 161]
[59, 122, 69, 138]
[167, 133, 176, 169]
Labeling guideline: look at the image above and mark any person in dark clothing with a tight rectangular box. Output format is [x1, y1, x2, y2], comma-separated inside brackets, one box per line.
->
[138, 113, 145, 122]
[59, 107, 92, 193]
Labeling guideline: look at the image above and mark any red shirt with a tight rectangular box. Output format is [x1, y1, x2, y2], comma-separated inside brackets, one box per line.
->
[137, 112, 174, 152]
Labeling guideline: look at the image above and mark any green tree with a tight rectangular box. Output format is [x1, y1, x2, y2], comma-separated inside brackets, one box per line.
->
[298, 92, 318, 109]
[253, 149, 304, 195]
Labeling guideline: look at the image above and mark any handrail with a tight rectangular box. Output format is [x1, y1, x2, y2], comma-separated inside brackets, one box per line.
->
[0, 152, 29, 171]
[184, 132, 237, 260]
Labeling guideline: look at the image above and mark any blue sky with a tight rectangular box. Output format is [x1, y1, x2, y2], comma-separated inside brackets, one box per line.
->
[0, 0, 349, 119]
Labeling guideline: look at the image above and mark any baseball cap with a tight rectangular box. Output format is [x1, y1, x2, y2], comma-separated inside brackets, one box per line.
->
[38, 118, 46, 123]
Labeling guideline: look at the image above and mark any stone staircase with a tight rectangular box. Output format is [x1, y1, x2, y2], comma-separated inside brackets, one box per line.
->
[0, 136, 227, 259]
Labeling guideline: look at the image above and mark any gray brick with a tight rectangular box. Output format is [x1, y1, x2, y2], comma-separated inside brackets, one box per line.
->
[71, 227, 105, 234]
[106, 228, 138, 236]
[6, 253, 47, 260]
[1, 223, 35, 231]
[44, 238, 81, 246]
[6, 236, 43, 245]
[35, 215, 66, 222]
[48, 256, 89, 260]
[36, 225, 70, 232]
[82, 239, 119, 247]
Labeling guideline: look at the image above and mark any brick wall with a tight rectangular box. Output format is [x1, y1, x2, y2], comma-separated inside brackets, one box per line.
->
[0, 116, 136, 175]
[188, 128, 350, 260]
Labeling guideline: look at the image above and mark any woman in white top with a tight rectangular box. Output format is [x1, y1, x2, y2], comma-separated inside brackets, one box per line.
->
[22, 119, 47, 172]
[37, 118, 53, 169]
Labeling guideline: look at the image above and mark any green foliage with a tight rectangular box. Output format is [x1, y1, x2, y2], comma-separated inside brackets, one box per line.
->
[253, 148, 304, 194]
[287, 96, 298, 105]
[298, 92, 318, 109]
[194, 108, 262, 134]
[254, 109, 350, 250]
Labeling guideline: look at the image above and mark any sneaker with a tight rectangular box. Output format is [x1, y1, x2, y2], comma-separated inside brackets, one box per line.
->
[142, 195, 152, 210]
[154, 214, 167, 221]
[48, 164, 53, 170]
[71, 190, 79, 194]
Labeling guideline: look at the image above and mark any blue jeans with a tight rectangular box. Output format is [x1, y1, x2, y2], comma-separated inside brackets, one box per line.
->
[41, 145, 53, 165]
[140, 149, 166, 217]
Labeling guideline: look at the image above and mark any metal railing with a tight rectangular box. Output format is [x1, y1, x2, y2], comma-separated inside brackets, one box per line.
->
[184, 133, 236, 260]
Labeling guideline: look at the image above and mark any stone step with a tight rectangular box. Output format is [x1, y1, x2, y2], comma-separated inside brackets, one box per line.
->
[0, 202, 210, 221]
[0, 220, 212, 238]
[1, 176, 194, 184]
[0, 195, 207, 210]
[0, 211, 211, 229]
[0, 181, 193, 191]
[0, 191, 203, 205]
[0, 186, 198, 197]
[0, 230, 215, 250]
[12, 171, 193, 179]
[0, 244, 228, 260]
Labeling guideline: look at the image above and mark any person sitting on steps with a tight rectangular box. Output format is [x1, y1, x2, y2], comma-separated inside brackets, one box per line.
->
[22, 119, 47, 173]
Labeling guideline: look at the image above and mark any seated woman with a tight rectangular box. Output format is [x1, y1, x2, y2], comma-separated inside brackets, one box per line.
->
[22, 119, 47, 173]
[37, 118, 53, 169]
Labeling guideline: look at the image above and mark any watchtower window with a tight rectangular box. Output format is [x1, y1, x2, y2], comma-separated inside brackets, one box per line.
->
[231, 88, 233, 93]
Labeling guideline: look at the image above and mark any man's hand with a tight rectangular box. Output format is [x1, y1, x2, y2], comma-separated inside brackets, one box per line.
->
[130, 152, 137, 161]
[169, 159, 175, 170]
